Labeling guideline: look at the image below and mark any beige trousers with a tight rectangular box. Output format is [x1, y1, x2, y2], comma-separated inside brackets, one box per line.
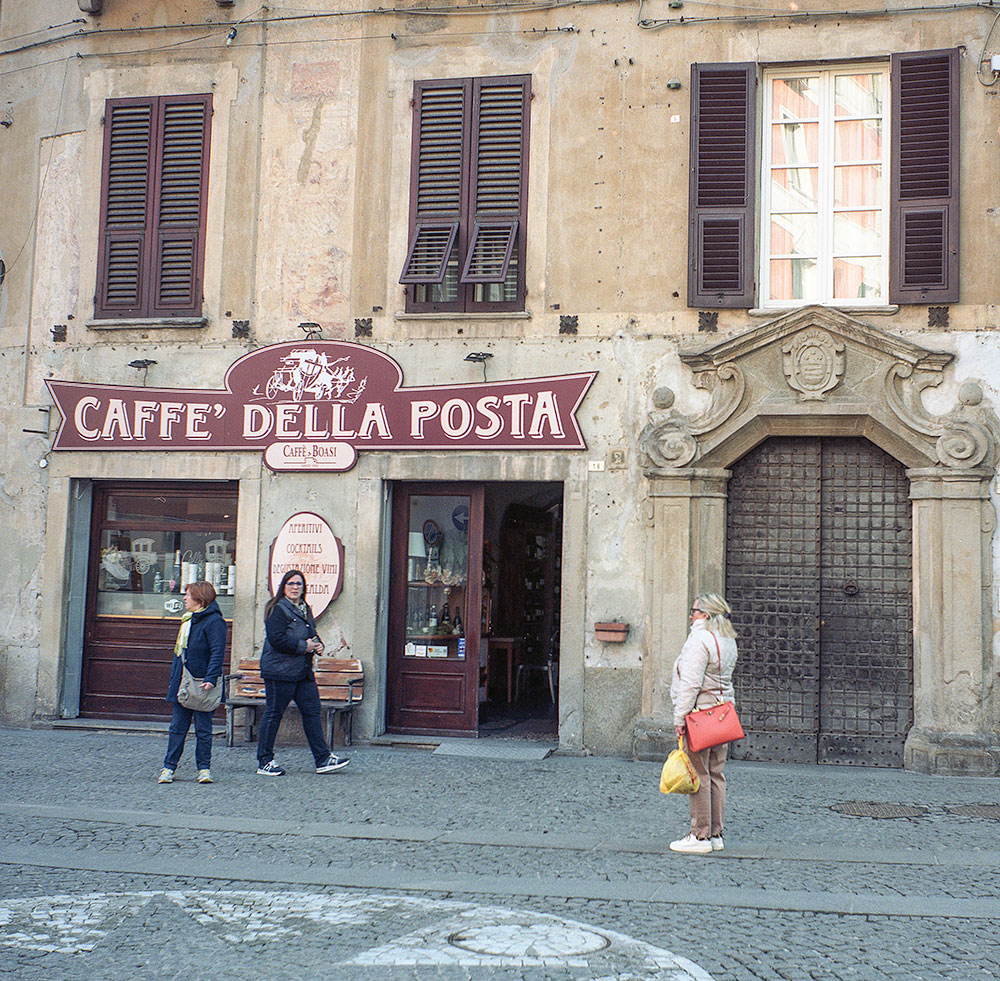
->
[686, 739, 728, 839]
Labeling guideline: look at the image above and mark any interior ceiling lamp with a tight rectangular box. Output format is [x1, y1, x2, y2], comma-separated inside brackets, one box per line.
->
[464, 351, 493, 381]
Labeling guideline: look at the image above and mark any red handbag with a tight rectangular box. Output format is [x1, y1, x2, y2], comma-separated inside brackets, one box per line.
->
[684, 632, 745, 752]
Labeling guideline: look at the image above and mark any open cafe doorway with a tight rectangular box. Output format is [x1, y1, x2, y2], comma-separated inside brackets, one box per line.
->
[480, 482, 563, 740]
[386, 481, 563, 738]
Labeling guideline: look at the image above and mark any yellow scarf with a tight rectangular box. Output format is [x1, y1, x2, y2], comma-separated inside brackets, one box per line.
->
[174, 611, 193, 658]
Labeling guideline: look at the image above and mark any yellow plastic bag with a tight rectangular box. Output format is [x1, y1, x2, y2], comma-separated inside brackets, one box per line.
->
[659, 737, 700, 794]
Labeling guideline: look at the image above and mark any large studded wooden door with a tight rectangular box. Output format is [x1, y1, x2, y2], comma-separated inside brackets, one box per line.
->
[726, 437, 913, 766]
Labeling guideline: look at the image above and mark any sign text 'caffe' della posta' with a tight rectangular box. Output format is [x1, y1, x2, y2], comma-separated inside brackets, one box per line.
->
[46, 341, 596, 472]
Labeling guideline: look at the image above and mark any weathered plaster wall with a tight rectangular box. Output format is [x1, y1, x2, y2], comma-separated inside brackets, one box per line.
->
[1, 1, 998, 758]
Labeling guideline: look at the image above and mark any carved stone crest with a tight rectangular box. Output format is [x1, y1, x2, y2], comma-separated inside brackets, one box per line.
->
[782, 329, 845, 401]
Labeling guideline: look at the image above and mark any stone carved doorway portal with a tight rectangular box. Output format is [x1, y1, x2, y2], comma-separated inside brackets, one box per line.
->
[725, 436, 913, 766]
[635, 307, 1000, 775]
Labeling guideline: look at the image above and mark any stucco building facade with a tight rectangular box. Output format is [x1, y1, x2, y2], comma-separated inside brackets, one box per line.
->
[2, 0, 999, 773]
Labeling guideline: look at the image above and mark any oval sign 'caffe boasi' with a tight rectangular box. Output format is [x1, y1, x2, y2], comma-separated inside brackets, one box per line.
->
[268, 511, 344, 619]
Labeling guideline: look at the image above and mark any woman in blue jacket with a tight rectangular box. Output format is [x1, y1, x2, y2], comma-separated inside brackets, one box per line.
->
[255, 569, 349, 776]
[158, 580, 227, 785]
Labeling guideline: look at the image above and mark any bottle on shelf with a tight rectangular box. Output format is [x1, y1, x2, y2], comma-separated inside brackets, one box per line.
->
[428, 604, 438, 630]
[441, 602, 450, 625]
[454, 610, 463, 636]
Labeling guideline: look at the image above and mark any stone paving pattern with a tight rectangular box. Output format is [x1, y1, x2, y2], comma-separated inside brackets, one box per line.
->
[1, 726, 999, 980]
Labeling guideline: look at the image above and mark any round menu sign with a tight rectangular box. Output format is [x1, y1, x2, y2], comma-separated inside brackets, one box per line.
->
[269, 511, 344, 619]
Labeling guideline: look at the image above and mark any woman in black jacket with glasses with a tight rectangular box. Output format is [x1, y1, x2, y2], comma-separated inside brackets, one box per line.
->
[255, 569, 349, 776]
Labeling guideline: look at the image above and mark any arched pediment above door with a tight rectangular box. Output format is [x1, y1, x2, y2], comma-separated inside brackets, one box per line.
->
[639, 305, 999, 475]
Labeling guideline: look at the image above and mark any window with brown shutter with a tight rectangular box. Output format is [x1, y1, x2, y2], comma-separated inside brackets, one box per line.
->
[401, 76, 529, 313]
[890, 49, 959, 304]
[95, 94, 212, 320]
[689, 49, 959, 309]
[688, 63, 757, 308]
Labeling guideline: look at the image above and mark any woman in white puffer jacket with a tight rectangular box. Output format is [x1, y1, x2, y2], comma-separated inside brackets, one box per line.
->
[669, 592, 739, 854]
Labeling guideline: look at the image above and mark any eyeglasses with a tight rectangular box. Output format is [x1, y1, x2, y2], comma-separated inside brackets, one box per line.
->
[690, 607, 703, 615]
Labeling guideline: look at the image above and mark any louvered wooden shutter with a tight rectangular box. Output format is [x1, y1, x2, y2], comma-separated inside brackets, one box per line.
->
[890, 49, 958, 304]
[95, 99, 155, 316]
[460, 77, 528, 284]
[688, 63, 757, 308]
[95, 94, 210, 319]
[400, 82, 466, 283]
[151, 96, 211, 316]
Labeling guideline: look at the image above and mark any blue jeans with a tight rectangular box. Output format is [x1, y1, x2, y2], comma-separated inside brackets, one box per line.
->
[256, 677, 329, 767]
[164, 701, 213, 770]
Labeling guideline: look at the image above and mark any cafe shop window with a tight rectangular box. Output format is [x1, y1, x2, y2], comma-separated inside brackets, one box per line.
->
[92, 483, 238, 621]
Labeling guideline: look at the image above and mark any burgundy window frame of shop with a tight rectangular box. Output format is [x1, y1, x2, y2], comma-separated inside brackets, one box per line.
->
[400, 75, 530, 313]
[81, 481, 237, 722]
[688, 49, 959, 309]
[94, 94, 212, 319]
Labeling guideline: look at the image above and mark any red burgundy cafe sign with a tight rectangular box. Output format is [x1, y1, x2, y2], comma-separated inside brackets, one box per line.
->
[46, 341, 596, 472]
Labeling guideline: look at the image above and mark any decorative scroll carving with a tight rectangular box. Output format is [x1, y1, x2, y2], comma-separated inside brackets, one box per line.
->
[885, 365, 998, 470]
[782, 329, 845, 401]
[639, 363, 746, 471]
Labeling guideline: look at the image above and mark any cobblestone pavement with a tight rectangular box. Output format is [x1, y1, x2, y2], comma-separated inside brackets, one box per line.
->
[1, 726, 999, 980]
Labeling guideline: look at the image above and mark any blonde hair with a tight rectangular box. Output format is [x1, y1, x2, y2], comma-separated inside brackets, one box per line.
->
[694, 592, 737, 639]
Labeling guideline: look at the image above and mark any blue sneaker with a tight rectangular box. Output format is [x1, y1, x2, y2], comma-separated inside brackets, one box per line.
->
[256, 761, 285, 776]
[316, 754, 349, 774]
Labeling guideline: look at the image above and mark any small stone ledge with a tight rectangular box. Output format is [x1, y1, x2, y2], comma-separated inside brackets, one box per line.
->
[904, 728, 1000, 776]
[394, 311, 532, 321]
[632, 716, 676, 762]
[86, 317, 208, 330]
[748, 305, 899, 317]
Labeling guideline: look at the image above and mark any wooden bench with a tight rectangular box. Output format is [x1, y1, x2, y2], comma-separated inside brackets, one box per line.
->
[224, 657, 363, 748]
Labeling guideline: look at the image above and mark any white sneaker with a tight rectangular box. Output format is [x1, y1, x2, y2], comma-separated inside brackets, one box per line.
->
[669, 833, 712, 854]
[157, 767, 174, 784]
[197, 769, 213, 784]
[710, 836, 724, 851]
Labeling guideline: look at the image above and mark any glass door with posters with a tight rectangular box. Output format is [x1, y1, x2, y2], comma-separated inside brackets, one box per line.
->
[387, 484, 484, 734]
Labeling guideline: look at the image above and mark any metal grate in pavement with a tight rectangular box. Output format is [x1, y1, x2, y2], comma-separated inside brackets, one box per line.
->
[946, 804, 1000, 820]
[830, 801, 928, 819]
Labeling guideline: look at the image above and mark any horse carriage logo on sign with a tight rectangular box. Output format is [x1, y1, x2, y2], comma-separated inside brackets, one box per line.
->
[45, 339, 596, 474]
[262, 349, 368, 404]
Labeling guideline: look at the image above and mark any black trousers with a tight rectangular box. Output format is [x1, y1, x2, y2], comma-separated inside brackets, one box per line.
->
[256, 677, 329, 767]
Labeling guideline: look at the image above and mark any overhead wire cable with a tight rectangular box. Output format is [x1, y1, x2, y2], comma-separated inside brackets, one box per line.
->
[0, 0, 615, 56]
[637, 0, 992, 28]
[975, 6, 1000, 84]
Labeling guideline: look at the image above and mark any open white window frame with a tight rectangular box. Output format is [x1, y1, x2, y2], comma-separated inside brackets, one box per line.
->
[759, 62, 890, 309]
